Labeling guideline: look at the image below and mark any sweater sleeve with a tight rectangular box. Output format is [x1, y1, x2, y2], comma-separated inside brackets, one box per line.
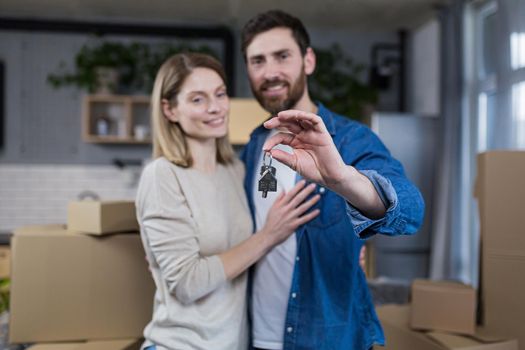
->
[136, 160, 226, 305]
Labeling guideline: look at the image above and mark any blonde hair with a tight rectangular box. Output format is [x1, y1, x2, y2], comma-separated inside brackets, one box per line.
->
[151, 52, 235, 167]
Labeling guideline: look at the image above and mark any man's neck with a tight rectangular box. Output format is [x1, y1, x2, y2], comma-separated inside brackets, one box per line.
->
[293, 91, 318, 114]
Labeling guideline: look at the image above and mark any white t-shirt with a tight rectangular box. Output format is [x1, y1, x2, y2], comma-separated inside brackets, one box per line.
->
[251, 130, 297, 350]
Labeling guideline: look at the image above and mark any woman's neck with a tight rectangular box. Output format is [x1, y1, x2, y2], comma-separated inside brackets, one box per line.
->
[187, 138, 217, 173]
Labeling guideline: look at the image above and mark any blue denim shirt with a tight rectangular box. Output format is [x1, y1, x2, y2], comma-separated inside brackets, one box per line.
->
[240, 104, 424, 350]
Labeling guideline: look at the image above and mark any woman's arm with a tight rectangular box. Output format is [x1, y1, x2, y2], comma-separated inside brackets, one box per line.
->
[137, 161, 319, 304]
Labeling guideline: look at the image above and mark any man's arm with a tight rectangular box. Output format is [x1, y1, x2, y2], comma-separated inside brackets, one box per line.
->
[263, 109, 386, 219]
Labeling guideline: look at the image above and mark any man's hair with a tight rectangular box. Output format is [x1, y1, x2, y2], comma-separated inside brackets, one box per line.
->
[241, 10, 311, 59]
[150, 52, 234, 167]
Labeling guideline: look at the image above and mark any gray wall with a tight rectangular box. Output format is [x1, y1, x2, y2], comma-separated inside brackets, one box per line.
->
[370, 113, 439, 280]
[0, 30, 224, 165]
[0, 23, 400, 165]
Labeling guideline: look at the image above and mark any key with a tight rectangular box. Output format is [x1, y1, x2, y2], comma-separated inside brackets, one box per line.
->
[258, 153, 277, 198]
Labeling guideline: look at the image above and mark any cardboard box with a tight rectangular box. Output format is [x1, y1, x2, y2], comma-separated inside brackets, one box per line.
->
[9, 224, 155, 343]
[228, 98, 269, 144]
[483, 254, 525, 349]
[68, 200, 139, 235]
[426, 331, 518, 350]
[411, 279, 476, 335]
[375, 305, 517, 350]
[27, 339, 141, 350]
[375, 304, 444, 350]
[476, 151, 525, 349]
[0, 246, 10, 278]
[476, 152, 525, 254]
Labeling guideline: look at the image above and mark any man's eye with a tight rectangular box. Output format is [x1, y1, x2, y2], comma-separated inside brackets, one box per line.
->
[279, 53, 289, 60]
[192, 97, 203, 104]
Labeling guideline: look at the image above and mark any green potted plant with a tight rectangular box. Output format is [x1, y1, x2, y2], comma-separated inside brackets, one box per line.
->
[309, 44, 378, 122]
[131, 43, 218, 93]
[0, 278, 9, 315]
[48, 41, 218, 94]
[48, 42, 136, 94]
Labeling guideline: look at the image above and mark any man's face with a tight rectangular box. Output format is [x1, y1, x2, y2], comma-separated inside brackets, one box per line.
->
[245, 27, 310, 115]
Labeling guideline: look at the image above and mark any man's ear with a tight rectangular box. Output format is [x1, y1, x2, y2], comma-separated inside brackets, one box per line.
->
[304, 47, 316, 76]
[161, 98, 177, 122]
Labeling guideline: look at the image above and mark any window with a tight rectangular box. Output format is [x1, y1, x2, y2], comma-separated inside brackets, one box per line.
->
[511, 32, 525, 70]
[472, 1, 498, 153]
[477, 92, 497, 151]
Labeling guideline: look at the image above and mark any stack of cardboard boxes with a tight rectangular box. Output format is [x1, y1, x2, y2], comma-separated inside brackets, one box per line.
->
[8, 201, 155, 349]
[6, 151, 524, 349]
[374, 151, 525, 350]
[476, 151, 525, 349]
[376, 280, 518, 350]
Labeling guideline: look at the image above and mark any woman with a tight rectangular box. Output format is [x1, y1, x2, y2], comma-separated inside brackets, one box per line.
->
[136, 52, 320, 350]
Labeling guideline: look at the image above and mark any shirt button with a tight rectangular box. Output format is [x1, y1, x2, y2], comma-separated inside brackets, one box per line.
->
[287, 326, 293, 333]
[319, 186, 326, 194]
[296, 256, 300, 261]
[291, 293, 297, 298]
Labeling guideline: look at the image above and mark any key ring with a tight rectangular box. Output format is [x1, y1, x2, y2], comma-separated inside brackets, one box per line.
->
[263, 152, 273, 168]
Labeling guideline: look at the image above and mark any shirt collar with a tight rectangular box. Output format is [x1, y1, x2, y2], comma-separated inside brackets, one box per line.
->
[316, 103, 337, 136]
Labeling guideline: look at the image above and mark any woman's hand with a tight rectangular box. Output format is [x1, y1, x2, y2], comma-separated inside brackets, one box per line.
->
[260, 180, 320, 246]
[219, 180, 320, 281]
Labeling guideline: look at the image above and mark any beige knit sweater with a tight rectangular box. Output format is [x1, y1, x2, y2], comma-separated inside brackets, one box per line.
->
[136, 157, 252, 350]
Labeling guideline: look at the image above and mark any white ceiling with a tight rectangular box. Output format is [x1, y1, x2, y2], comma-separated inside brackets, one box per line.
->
[1, 0, 448, 31]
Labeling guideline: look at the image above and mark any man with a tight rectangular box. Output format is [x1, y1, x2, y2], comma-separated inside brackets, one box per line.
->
[240, 10, 425, 350]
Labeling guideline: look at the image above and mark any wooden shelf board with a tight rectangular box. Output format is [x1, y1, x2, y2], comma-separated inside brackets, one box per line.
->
[84, 135, 151, 144]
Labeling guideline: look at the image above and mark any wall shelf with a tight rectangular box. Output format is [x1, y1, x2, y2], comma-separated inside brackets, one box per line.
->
[82, 95, 151, 144]
[82, 95, 269, 145]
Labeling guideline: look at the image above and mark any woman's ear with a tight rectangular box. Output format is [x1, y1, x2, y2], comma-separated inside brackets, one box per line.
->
[304, 47, 316, 76]
[161, 98, 178, 122]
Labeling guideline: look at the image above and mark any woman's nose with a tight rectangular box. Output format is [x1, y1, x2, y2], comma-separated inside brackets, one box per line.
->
[207, 98, 220, 114]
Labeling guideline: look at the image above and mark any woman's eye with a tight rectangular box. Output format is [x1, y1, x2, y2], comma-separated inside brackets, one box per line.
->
[217, 92, 227, 98]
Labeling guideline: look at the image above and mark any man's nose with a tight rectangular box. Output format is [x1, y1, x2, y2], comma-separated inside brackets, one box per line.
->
[262, 61, 281, 81]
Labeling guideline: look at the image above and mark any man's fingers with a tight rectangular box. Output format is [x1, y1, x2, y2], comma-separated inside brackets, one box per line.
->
[277, 110, 325, 131]
[268, 149, 297, 172]
[263, 132, 295, 151]
[265, 110, 325, 133]
[263, 116, 282, 129]
[264, 118, 303, 134]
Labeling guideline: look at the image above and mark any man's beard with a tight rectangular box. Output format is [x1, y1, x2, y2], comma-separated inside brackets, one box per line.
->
[250, 72, 307, 115]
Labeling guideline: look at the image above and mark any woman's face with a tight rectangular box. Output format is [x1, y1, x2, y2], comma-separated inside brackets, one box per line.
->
[163, 67, 229, 142]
